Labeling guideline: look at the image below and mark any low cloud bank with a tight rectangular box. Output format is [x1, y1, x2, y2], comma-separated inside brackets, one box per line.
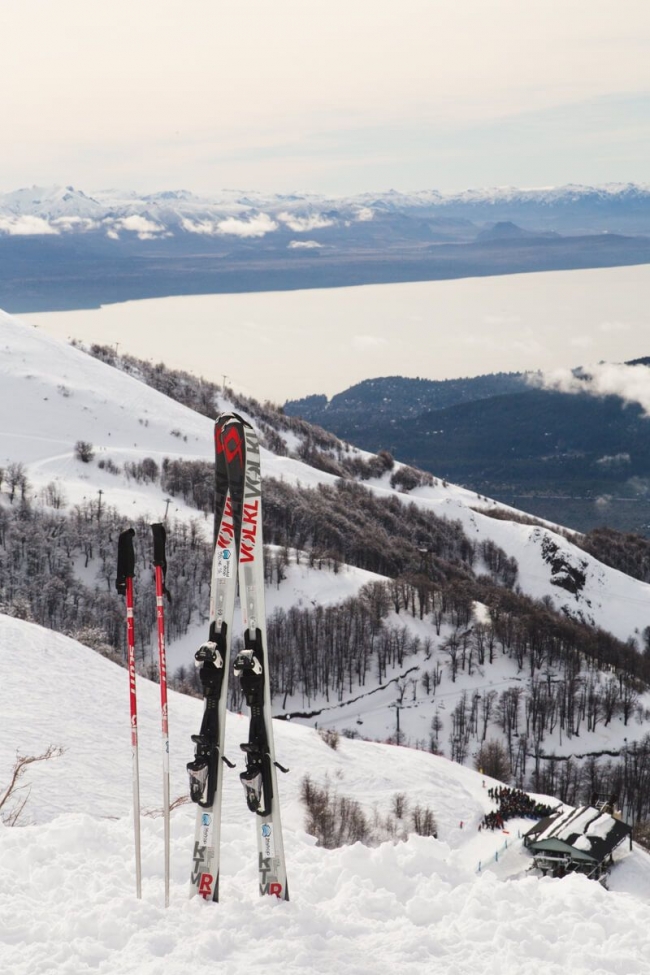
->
[532, 361, 650, 416]
[182, 213, 278, 238]
[278, 212, 334, 232]
[0, 215, 60, 236]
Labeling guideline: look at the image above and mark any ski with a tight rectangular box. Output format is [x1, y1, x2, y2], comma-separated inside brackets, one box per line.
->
[187, 413, 238, 901]
[187, 412, 289, 901]
[151, 522, 171, 907]
[116, 527, 142, 899]
[229, 417, 289, 901]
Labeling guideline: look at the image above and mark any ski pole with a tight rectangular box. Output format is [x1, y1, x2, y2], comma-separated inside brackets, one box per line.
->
[116, 528, 142, 899]
[151, 522, 171, 908]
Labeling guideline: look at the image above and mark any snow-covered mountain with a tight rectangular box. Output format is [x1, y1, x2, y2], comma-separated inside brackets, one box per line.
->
[1, 307, 649, 641]
[2, 306, 650, 761]
[2, 181, 650, 241]
[4, 308, 650, 971]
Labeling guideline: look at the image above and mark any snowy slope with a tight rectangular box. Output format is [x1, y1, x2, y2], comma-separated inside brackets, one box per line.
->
[0, 310, 213, 519]
[3, 308, 650, 763]
[6, 304, 643, 641]
[3, 614, 650, 975]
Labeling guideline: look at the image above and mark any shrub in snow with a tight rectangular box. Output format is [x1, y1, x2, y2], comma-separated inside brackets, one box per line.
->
[74, 440, 94, 463]
[301, 775, 370, 848]
[319, 729, 340, 751]
[411, 804, 437, 837]
[392, 792, 407, 819]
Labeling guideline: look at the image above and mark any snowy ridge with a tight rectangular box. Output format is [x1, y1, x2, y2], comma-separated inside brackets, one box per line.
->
[3, 614, 650, 975]
[2, 181, 650, 239]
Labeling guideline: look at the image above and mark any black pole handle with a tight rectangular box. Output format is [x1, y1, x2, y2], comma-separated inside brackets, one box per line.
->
[151, 523, 171, 601]
[116, 528, 135, 595]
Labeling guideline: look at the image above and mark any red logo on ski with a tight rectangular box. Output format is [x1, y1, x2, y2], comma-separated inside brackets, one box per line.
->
[217, 424, 244, 466]
[199, 873, 214, 898]
[240, 500, 259, 563]
[217, 497, 235, 550]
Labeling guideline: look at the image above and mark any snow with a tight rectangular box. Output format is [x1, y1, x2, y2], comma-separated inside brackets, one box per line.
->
[3, 614, 650, 975]
[267, 549, 388, 612]
[397, 488, 650, 646]
[587, 813, 619, 840]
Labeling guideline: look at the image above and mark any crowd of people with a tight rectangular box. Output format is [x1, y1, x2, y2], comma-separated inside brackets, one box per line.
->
[479, 786, 555, 831]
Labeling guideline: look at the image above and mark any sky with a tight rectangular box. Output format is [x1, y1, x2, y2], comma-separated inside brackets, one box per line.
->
[2, 1, 650, 196]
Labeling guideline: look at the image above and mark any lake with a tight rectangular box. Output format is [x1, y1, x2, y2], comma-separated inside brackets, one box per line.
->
[19, 264, 650, 403]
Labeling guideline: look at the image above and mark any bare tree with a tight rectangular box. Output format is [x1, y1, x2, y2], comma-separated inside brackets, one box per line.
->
[0, 746, 64, 825]
[474, 740, 511, 782]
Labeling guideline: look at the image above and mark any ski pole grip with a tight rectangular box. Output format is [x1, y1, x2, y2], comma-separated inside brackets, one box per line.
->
[116, 528, 136, 595]
[151, 522, 171, 600]
[151, 523, 167, 569]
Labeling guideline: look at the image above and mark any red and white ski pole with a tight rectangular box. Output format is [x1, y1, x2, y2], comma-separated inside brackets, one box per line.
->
[151, 522, 171, 907]
[116, 527, 142, 899]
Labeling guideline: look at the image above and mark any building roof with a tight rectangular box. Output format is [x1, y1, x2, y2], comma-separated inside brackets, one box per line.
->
[524, 805, 631, 865]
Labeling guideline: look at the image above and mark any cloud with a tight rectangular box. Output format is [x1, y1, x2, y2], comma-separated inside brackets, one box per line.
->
[533, 361, 650, 416]
[596, 453, 631, 466]
[180, 218, 218, 235]
[0, 215, 59, 236]
[182, 213, 278, 238]
[217, 213, 278, 237]
[288, 239, 322, 249]
[114, 215, 166, 239]
[277, 212, 334, 232]
[355, 207, 374, 222]
[52, 216, 100, 231]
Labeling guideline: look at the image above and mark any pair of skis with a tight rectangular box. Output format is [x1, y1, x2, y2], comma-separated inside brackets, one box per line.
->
[187, 412, 289, 902]
[116, 523, 171, 905]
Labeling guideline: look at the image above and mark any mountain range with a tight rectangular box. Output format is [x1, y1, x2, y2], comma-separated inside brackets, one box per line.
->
[2, 182, 650, 311]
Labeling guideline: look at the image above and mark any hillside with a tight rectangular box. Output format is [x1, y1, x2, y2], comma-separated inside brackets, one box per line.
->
[3, 614, 650, 975]
[6, 309, 650, 970]
[285, 372, 532, 426]
[285, 371, 650, 535]
[4, 310, 650, 816]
